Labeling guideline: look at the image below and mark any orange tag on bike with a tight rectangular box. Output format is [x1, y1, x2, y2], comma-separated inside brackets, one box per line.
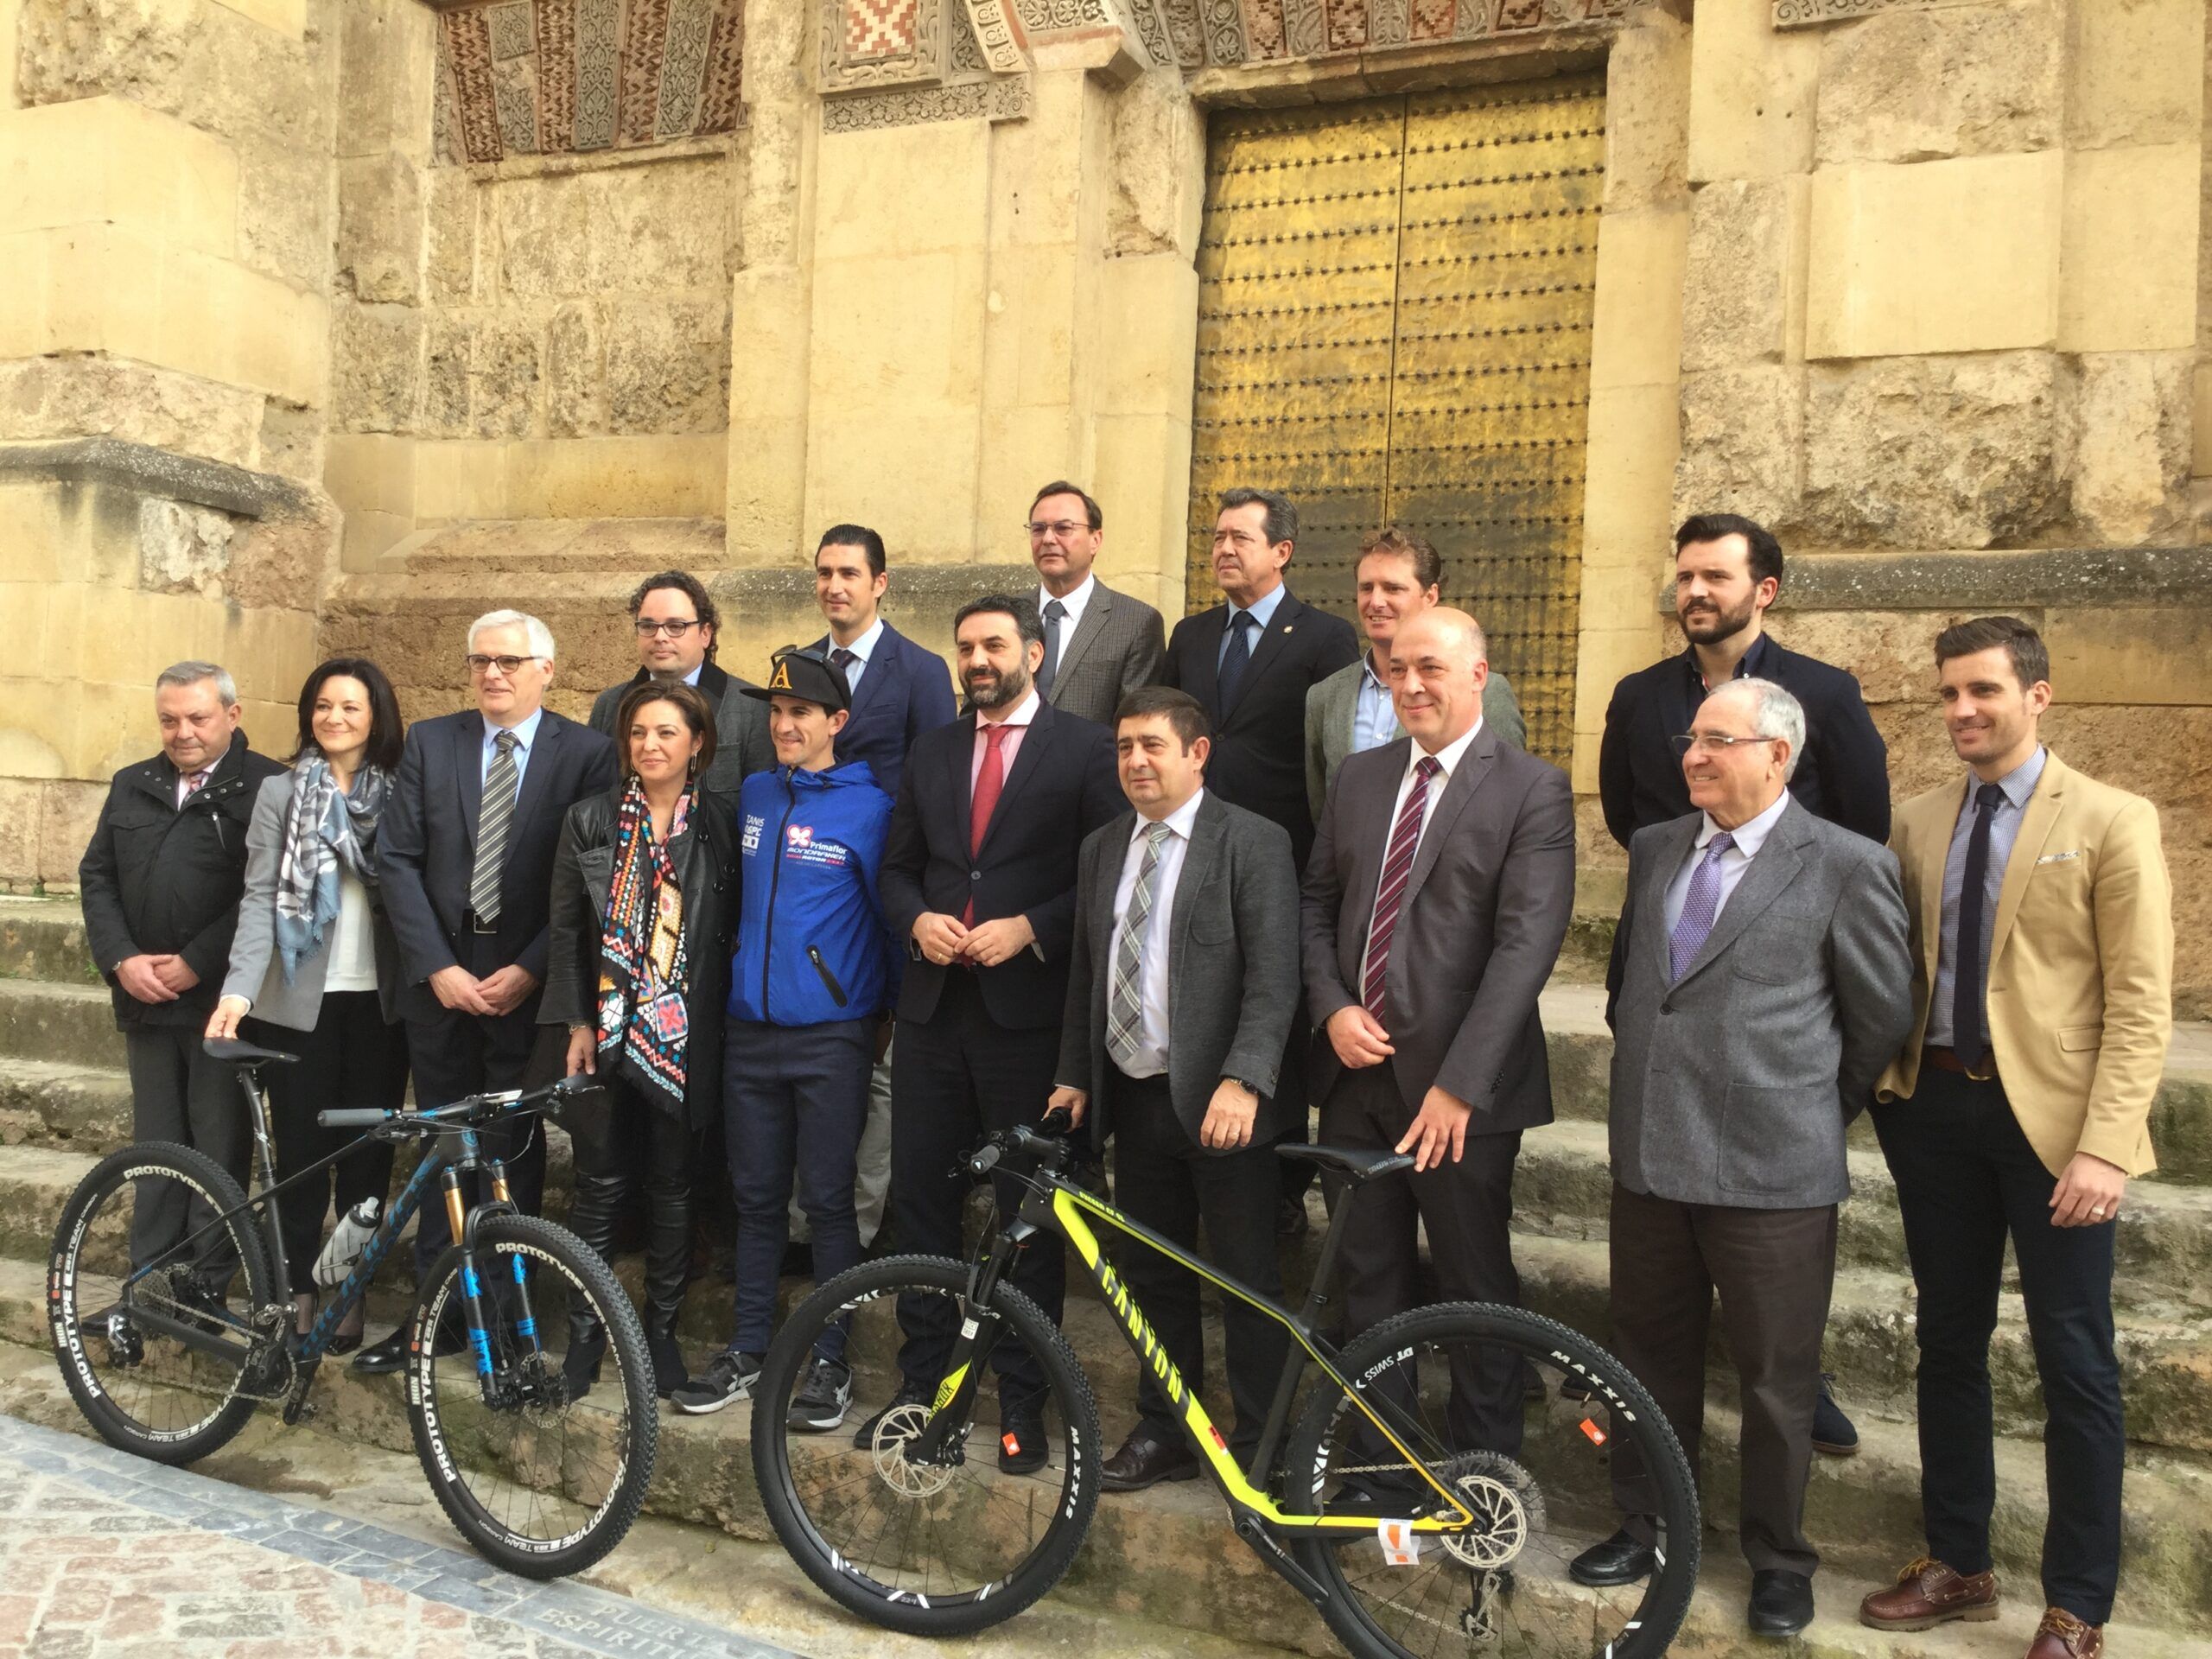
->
[1378, 1520, 1421, 1566]
[1580, 1416, 1608, 1446]
[1001, 1432, 1021, 1458]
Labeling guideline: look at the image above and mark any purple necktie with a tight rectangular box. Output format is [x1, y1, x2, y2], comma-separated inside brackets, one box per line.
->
[1668, 832, 1736, 982]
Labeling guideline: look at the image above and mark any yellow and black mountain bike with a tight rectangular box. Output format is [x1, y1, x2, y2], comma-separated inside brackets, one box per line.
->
[750, 1121, 1700, 1659]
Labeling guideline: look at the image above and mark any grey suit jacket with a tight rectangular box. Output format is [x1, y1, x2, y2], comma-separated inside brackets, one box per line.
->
[1605, 798, 1914, 1209]
[1304, 654, 1527, 823]
[1057, 791, 1301, 1149]
[221, 774, 404, 1032]
[1301, 728, 1574, 1128]
[1039, 579, 1167, 728]
[588, 660, 774, 798]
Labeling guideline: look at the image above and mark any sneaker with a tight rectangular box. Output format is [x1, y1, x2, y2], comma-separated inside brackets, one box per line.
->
[853, 1382, 934, 1450]
[788, 1356, 854, 1433]
[671, 1349, 761, 1415]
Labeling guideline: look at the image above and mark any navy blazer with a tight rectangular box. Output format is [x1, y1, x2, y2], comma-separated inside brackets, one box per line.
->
[810, 622, 957, 802]
[378, 708, 620, 1014]
[879, 700, 1122, 1031]
[1597, 633, 1891, 849]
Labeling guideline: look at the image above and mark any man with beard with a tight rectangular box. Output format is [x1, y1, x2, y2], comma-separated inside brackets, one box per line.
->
[865, 595, 1122, 1472]
[1599, 514, 1891, 849]
[1596, 512, 1891, 1458]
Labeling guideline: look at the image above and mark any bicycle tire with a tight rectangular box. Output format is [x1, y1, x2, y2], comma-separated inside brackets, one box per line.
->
[752, 1255, 1103, 1637]
[408, 1212, 657, 1579]
[48, 1141, 279, 1466]
[1283, 1301, 1700, 1659]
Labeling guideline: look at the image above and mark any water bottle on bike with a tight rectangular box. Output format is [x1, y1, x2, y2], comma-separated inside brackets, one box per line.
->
[313, 1197, 381, 1289]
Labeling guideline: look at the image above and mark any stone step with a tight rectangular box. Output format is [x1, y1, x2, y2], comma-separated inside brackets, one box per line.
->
[0, 1254, 2207, 1639]
[0, 979, 120, 1071]
[0, 1056, 130, 1151]
[0, 898, 95, 983]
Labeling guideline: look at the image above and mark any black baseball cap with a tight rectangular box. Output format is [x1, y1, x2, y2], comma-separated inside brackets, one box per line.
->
[741, 646, 851, 713]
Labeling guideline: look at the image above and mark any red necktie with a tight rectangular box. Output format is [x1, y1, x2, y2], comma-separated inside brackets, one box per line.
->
[964, 723, 1013, 925]
[1361, 755, 1441, 1022]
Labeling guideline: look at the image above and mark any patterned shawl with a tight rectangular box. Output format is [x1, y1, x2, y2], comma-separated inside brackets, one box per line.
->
[274, 753, 390, 983]
[595, 777, 693, 1109]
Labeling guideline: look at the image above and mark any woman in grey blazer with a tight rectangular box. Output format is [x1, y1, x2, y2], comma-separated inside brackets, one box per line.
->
[206, 658, 410, 1350]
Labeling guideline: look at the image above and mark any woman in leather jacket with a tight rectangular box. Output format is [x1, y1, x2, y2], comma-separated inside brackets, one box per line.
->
[543, 679, 736, 1399]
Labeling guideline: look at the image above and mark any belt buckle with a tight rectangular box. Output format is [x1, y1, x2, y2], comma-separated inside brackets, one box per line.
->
[469, 912, 499, 936]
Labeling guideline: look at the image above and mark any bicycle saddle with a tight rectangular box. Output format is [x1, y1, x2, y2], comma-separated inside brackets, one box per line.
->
[201, 1037, 302, 1065]
[1274, 1144, 1414, 1185]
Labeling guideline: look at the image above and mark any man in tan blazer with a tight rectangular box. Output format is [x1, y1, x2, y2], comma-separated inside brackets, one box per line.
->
[1860, 617, 2172, 1659]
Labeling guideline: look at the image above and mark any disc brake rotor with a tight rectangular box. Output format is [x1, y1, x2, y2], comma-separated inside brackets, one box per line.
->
[871, 1402, 963, 1499]
[1432, 1450, 1545, 1571]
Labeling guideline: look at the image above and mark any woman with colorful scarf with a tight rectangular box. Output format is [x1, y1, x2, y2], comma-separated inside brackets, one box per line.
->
[207, 658, 411, 1349]
[543, 679, 737, 1400]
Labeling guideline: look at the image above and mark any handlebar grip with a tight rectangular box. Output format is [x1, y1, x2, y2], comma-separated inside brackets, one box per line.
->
[968, 1142, 1004, 1178]
[318, 1109, 393, 1128]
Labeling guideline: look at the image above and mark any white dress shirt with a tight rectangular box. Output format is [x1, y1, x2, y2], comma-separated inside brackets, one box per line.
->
[321, 869, 379, 993]
[1662, 788, 1792, 937]
[1109, 788, 1205, 1078]
[1038, 573, 1096, 642]
[1360, 719, 1483, 1003]
[828, 617, 887, 700]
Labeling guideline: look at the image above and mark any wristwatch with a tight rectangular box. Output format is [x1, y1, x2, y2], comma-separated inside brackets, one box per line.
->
[1227, 1077, 1262, 1096]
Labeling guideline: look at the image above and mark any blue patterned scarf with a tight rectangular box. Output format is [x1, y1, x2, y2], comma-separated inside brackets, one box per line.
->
[274, 753, 389, 982]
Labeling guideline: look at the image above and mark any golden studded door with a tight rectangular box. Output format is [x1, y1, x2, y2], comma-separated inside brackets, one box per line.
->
[1185, 75, 1605, 766]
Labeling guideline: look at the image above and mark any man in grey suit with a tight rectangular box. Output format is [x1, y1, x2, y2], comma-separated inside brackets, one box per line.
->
[1573, 676, 1912, 1639]
[1051, 685, 1300, 1491]
[1301, 607, 1574, 1470]
[1027, 480, 1167, 727]
[588, 569, 774, 797]
[1305, 526, 1524, 823]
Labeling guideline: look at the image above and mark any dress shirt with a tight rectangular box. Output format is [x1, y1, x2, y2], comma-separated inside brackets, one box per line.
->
[1216, 582, 1288, 671]
[1109, 788, 1205, 1079]
[827, 617, 887, 701]
[1038, 573, 1096, 642]
[1926, 746, 2048, 1046]
[1352, 651, 1397, 754]
[969, 689, 1040, 791]
[1359, 720, 1483, 1003]
[1689, 630, 1777, 697]
[681, 663, 702, 687]
[480, 706, 545, 789]
[1661, 787, 1792, 937]
[321, 869, 378, 993]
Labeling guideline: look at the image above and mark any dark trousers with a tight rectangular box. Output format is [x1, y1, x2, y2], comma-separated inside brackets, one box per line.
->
[124, 1023, 253, 1277]
[726, 1018, 873, 1360]
[1109, 1067, 1289, 1452]
[403, 935, 546, 1274]
[1606, 1182, 1836, 1577]
[564, 1074, 692, 1322]
[262, 992, 407, 1295]
[890, 973, 1065, 1408]
[1322, 1064, 1524, 1457]
[1872, 1070, 2124, 1624]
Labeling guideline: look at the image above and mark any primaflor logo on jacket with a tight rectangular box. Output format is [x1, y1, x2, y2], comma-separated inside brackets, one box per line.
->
[729, 760, 897, 1027]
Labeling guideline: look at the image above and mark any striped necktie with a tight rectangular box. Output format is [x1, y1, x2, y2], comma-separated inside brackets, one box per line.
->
[470, 729, 521, 925]
[1360, 756, 1440, 1021]
[1107, 821, 1174, 1069]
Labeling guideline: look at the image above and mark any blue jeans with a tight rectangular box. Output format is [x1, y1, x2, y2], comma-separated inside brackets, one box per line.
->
[724, 1018, 873, 1361]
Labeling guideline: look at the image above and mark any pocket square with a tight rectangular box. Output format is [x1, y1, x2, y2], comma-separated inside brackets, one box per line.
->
[2037, 849, 2082, 865]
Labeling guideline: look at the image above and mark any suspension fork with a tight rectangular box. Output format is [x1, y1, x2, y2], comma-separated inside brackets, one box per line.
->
[908, 1224, 1031, 1462]
[474, 1156, 543, 1362]
[438, 1166, 502, 1382]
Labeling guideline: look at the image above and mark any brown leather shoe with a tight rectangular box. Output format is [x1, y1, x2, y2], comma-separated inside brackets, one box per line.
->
[2024, 1607, 2103, 1659]
[1859, 1557, 1999, 1631]
[1098, 1428, 1200, 1492]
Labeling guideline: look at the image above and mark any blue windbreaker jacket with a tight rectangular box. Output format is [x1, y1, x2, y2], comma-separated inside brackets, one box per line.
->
[728, 760, 895, 1027]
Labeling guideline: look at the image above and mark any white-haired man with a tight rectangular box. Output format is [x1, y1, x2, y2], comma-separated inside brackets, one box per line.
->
[1573, 677, 1914, 1639]
[358, 610, 619, 1374]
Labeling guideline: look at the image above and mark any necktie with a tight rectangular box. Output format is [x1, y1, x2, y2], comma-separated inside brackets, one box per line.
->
[1107, 821, 1174, 1069]
[1217, 610, 1257, 713]
[1667, 832, 1737, 982]
[1361, 756, 1441, 1021]
[1952, 782, 2007, 1072]
[830, 646, 856, 690]
[1037, 599, 1067, 699]
[180, 768, 212, 804]
[470, 730, 521, 925]
[963, 722, 1013, 925]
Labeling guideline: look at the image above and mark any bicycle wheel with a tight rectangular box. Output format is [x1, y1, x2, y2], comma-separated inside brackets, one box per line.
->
[48, 1141, 281, 1465]
[1283, 1303, 1700, 1659]
[408, 1212, 657, 1579]
[752, 1255, 1103, 1637]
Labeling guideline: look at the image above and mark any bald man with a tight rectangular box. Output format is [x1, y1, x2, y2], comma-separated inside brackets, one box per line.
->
[1301, 609, 1577, 1469]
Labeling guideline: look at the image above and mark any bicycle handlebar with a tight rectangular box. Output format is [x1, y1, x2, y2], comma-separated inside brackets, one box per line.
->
[316, 1071, 596, 1134]
[964, 1112, 1076, 1179]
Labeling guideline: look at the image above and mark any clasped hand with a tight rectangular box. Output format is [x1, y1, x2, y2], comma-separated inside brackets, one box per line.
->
[912, 912, 1035, 969]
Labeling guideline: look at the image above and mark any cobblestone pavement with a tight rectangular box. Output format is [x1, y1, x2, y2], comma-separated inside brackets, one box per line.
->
[0, 1414, 794, 1659]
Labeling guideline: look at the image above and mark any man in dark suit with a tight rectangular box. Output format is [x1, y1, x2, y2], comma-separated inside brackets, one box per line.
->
[1575, 677, 1912, 1638]
[1597, 510, 1891, 1457]
[79, 661, 283, 1280]
[1026, 480, 1167, 727]
[359, 608, 619, 1373]
[1049, 686, 1300, 1491]
[810, 524, 957, 802]
[868, 594, 1122, 1471]
[588, 569, 773, 796]
[1301, 607, 1575, 1466]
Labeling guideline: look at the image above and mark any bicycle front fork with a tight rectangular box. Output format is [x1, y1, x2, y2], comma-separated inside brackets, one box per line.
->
[908, 1224, 1029, 1462]
[440, 1160, 546, 1399]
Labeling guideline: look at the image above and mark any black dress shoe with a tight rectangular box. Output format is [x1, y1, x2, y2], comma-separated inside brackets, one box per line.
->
[1812, 1374, 1859, 1457]
[350, 1319, 465, 1376]
[1569, 1525, 1656, 1587]
[997, 1400, 1049, 1475]
[1100, 1430, 1200, 1492]
[1750, 1569, 1815, 1637]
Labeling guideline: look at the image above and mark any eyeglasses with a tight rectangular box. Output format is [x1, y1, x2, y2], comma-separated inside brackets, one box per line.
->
[1669, 732, 1783, 755]
[1026, 519, 1088, 539]
[634, 619, 704, 638]
[466, 654, 543, 677]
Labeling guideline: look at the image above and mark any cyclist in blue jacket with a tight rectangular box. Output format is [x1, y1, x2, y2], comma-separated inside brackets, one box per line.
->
[673, 647, 894, 1426]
